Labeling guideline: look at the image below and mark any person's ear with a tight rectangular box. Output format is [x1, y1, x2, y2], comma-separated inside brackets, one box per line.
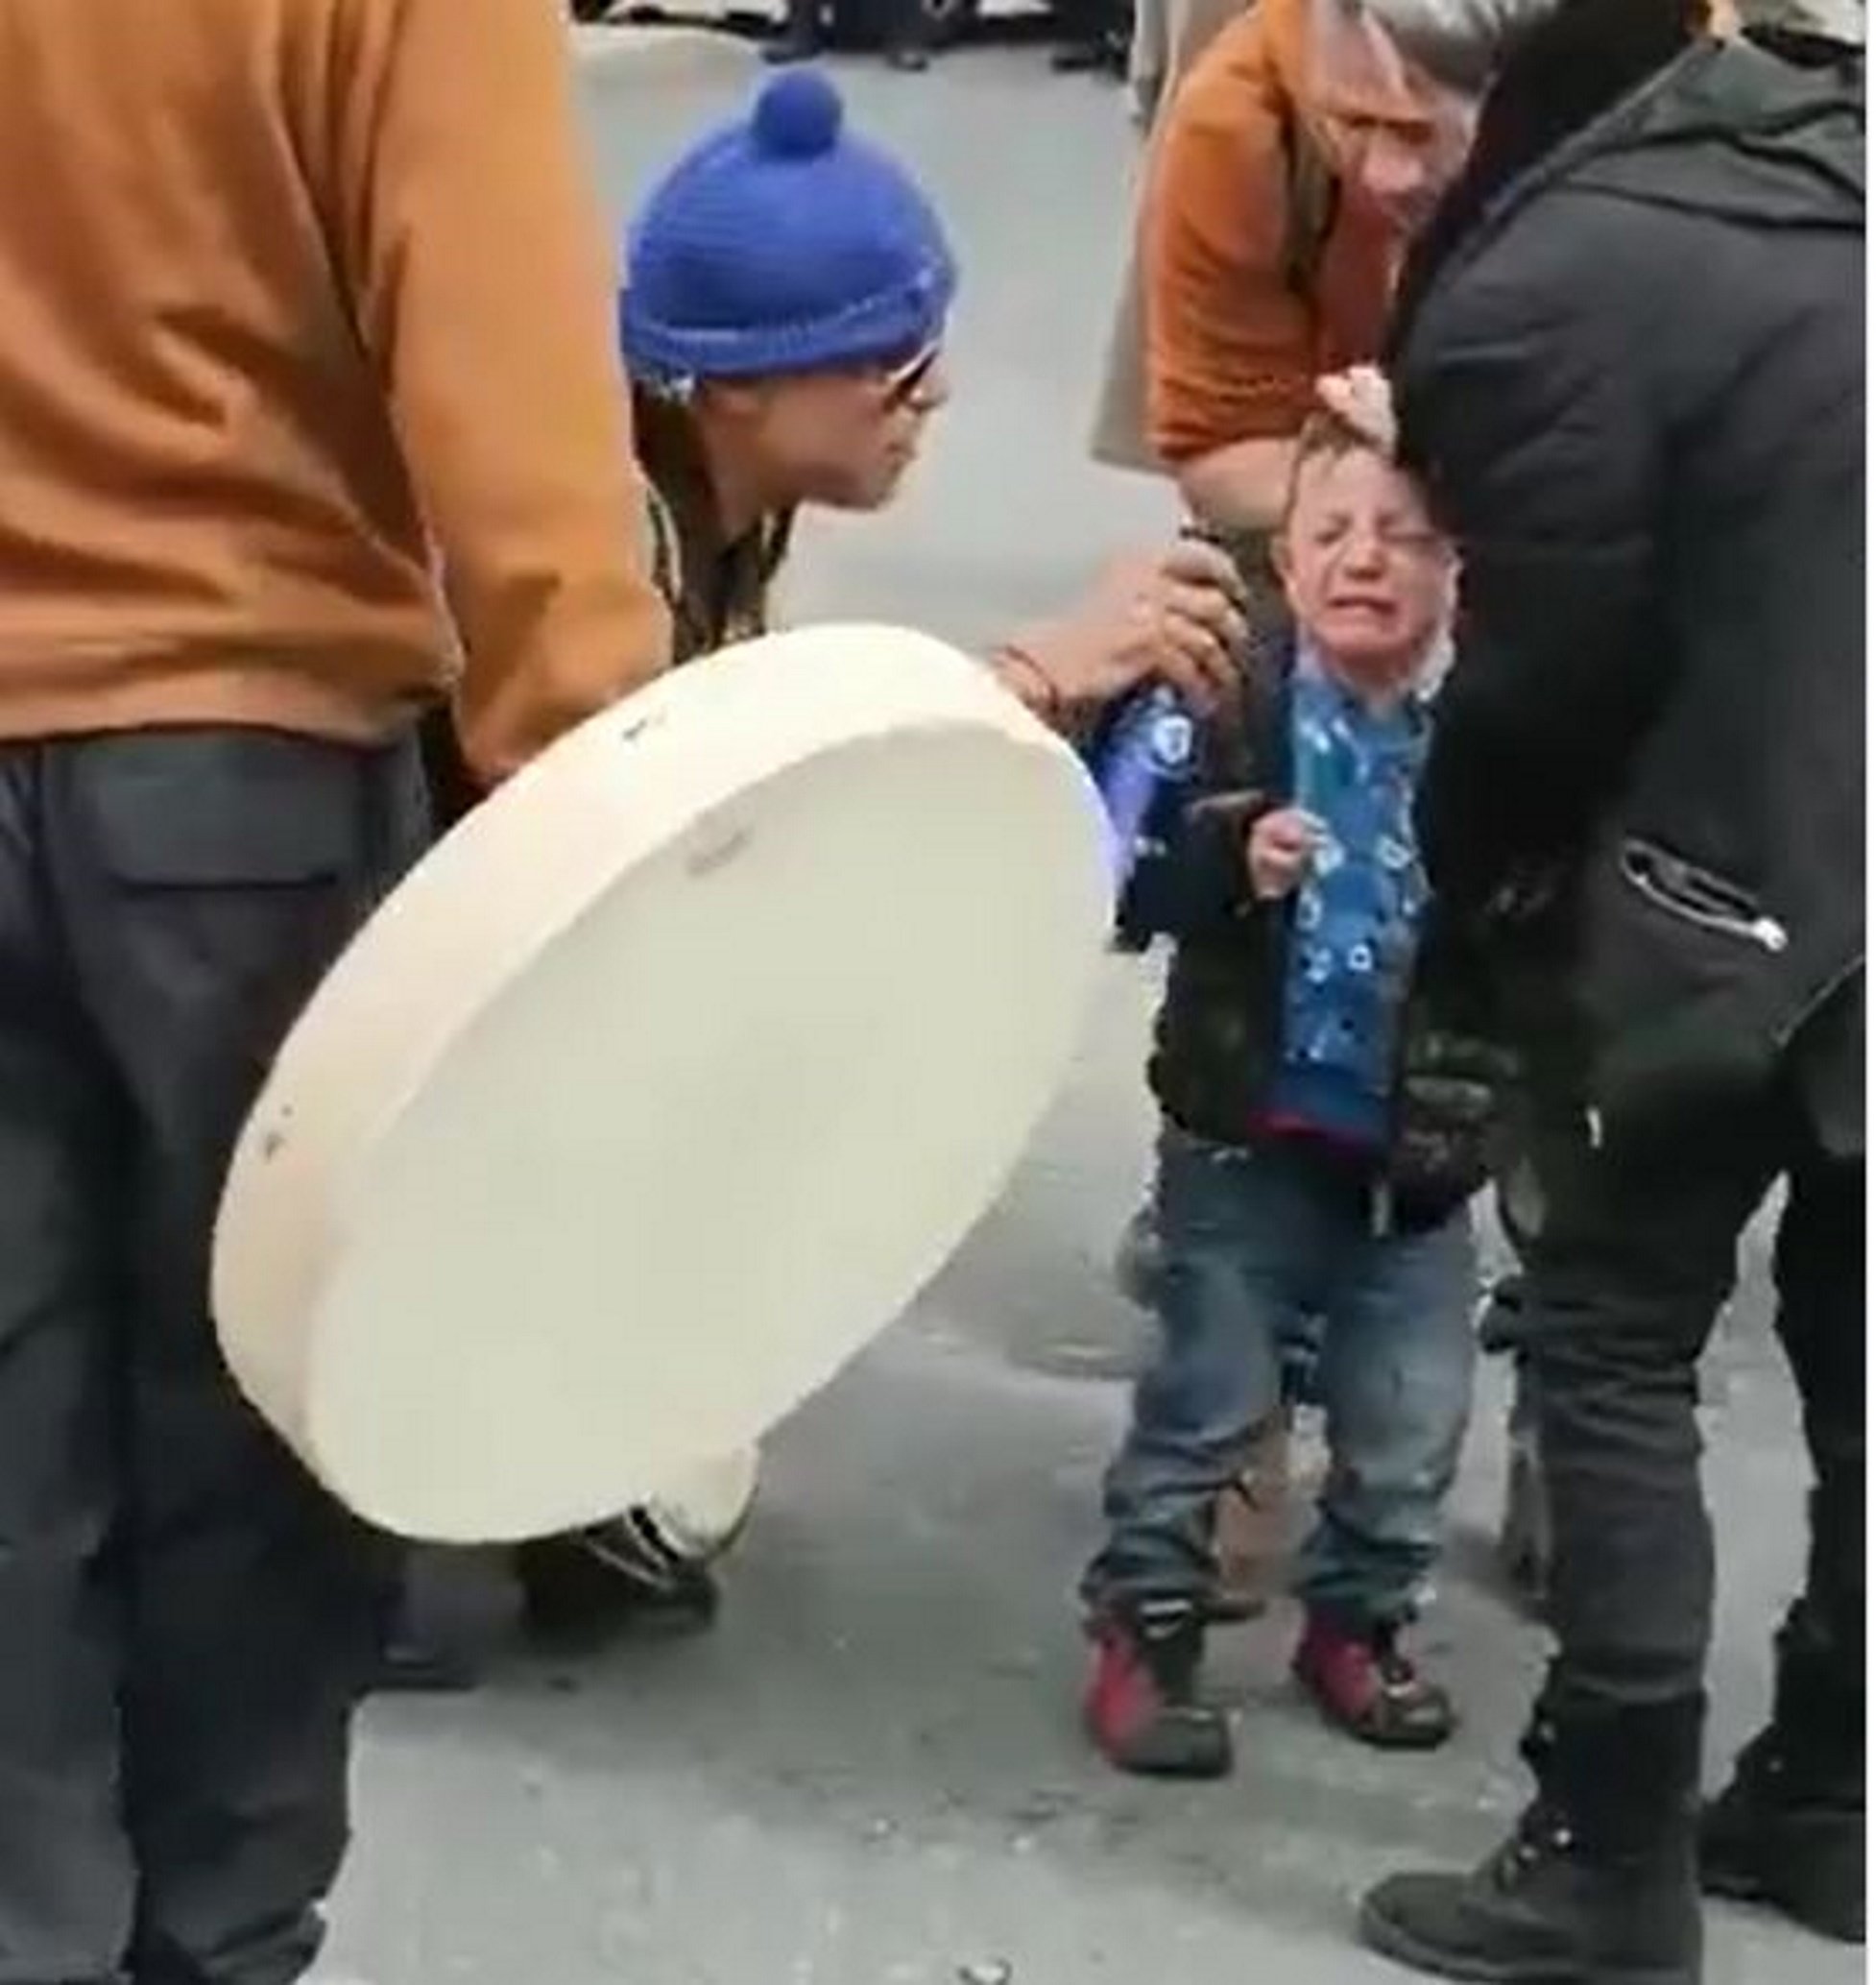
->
[1271, 525, 1311, 622]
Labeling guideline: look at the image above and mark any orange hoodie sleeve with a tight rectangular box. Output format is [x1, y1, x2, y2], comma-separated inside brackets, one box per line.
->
[333, 0, 671, 784]
[1142, 20, 1323, 465]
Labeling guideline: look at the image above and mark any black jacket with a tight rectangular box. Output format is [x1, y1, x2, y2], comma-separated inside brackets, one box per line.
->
[1117, 645, 1508, 1228]
[1391, 33, 1864, 1151]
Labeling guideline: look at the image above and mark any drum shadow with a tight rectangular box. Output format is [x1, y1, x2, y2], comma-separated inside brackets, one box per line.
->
[364, 1321, 1548, 1961]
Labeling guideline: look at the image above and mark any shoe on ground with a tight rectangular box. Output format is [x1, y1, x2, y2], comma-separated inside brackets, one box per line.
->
[1701, 1727, 1864, 1944]
[515, 1521, 720, 1648]
[1360, 1802, 1701, 1984]
[1294, 1612, 1456, 1751]
[1083, 1604, 1232, 1779]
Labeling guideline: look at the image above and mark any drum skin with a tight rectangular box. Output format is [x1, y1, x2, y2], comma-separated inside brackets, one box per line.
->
[213, 625, 1112, 1543]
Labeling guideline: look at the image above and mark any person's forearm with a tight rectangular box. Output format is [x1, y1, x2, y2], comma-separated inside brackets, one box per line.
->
[1174, 438, 1296, 535]
[350, 0, 672, 788]
[989, 642, 1071, 732]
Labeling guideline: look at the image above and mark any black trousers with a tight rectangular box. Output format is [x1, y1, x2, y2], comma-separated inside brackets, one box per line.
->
[1525, 1022, 1864, 1739]
[0, 729, 428, 1985]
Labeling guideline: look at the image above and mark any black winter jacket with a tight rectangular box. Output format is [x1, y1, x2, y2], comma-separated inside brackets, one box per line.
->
[1391, 34, 1864, 1152]
[1117, 644, 1509, 1229]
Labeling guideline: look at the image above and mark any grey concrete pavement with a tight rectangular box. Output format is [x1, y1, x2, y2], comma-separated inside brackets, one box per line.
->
[325, 52, 1860, 1985]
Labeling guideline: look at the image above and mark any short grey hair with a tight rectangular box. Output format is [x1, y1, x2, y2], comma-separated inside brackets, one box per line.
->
[1353, 0, 1568, 91]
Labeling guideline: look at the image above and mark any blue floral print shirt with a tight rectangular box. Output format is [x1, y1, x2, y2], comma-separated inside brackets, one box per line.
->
[1266, 647, 1436, 1150]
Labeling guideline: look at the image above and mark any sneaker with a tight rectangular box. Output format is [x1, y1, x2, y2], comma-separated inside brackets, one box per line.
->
[1083, 1605, 1232, 1779]
[1293, 1613, 1456, 1751]
[514, 1521, 720, 1647]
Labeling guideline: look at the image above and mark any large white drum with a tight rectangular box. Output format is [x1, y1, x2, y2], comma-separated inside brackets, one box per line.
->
[213, 626, 1111, 1544]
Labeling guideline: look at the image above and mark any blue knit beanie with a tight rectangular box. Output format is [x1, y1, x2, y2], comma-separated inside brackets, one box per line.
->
[620, 70, 957, 389]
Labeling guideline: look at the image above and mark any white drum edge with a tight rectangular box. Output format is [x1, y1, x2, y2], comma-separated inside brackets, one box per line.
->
[212, 625, 1107, 1515]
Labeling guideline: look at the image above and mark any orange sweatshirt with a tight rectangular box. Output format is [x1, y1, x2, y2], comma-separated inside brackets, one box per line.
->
[1141, 0, 1404, 466]
[0, 0, 670, 782]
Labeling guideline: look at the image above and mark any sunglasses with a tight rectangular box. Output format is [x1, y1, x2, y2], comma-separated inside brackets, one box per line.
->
[878, 344, 943, 410]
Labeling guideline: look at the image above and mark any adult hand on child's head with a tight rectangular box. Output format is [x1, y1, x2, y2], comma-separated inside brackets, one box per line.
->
[1316, 366, 1398, 456]
[1247, 806, 1324, 901]
[1003, 540, 1247, 719]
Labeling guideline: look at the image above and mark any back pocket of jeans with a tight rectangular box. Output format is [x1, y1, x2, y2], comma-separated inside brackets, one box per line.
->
[78, 732, 365, 888]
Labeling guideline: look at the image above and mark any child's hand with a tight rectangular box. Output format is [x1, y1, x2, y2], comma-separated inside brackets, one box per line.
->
[1247, 807, 1323, 901]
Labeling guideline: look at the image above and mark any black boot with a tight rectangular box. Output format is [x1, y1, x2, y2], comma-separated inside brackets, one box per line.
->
[1701, 1603, 1864, 1944]
[1359, 1698, 1704, 1984]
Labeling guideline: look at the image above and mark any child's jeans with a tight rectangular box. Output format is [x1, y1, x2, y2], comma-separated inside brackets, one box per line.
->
[1084, 1125, 1478, 1628]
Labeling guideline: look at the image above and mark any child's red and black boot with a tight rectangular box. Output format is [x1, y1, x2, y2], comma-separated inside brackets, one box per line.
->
[1294, 1611, 1457, 1751]
[1084, 1601, 1232, 1779]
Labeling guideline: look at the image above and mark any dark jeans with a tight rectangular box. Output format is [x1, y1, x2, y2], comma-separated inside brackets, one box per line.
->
[1085, 1127, 1477, 1625]
[0, 728, 428, 1985]
[1526, 1053, 1864, 1724]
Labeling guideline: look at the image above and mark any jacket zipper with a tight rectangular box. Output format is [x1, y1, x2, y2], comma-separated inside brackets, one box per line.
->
[1773, 953, 1864, 1054]
[1620, 837, 1789, 954]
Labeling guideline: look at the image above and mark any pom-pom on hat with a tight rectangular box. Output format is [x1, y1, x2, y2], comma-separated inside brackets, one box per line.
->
[620, 69, 957, 389]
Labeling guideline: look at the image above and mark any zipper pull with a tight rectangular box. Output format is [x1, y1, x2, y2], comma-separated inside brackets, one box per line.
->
[1749, 916, 1790, 955]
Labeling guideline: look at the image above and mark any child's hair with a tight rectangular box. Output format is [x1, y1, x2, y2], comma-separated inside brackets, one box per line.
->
[1281, 407, 1389, 526]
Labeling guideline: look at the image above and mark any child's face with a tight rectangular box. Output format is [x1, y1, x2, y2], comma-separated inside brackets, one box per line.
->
[730, 343, 950, 515]
[1277, 445, 1453, 690]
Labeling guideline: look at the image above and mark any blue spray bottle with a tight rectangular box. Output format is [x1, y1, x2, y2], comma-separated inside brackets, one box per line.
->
[1085, 525, 1216, 891]
[1089, 684, 1197, 891]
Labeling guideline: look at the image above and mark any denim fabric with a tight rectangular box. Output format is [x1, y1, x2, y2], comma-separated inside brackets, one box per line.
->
[1084, 1126, 1477, 1626]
